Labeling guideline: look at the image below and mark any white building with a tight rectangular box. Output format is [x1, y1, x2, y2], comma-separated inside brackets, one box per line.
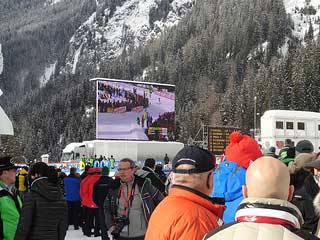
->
[260, 110, 320, 151]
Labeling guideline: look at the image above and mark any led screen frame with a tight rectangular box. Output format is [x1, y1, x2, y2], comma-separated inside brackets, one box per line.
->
[93, 78, 175, 141]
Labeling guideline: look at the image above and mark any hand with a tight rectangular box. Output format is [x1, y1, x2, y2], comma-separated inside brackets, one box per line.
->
[109, 225, 118, 233]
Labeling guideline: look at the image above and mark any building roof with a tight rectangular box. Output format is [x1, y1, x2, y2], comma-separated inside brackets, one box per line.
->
[262, 110, 320, 120]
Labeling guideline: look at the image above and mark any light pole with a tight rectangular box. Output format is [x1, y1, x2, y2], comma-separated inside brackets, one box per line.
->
[254, 96, 257, 139]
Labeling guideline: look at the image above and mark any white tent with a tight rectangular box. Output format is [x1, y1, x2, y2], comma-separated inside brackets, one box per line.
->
[0, 105, 13, 135]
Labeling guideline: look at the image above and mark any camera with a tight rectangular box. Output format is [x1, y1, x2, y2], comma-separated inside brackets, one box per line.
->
[111, 216, 130, 239]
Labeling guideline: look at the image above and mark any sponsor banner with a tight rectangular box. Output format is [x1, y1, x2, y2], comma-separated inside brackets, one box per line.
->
[132, 106, 143, 112]
[114, 106, 126, 113]
[154, 91, 175, 100]
[148, 127, 167, 135]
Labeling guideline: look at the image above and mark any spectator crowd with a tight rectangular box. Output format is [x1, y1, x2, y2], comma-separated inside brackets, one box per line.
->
[2, 133, 320, 239]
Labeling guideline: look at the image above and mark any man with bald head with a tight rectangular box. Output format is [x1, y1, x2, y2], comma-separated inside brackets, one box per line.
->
[204, 156, 319, 240]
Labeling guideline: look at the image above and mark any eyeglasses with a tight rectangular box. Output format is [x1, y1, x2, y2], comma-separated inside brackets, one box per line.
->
[118, 167, 133, 171]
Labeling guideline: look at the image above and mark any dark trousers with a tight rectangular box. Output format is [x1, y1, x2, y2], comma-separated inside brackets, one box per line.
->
[98, 208, 109, 240]
[83, 207, 100, 236]
[118, 236, 144, 240]
[67, 201, 81, 229]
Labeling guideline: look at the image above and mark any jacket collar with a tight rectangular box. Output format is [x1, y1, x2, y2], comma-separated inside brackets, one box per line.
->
[235, 198, 304, 229]
[170, 185, 226, 219]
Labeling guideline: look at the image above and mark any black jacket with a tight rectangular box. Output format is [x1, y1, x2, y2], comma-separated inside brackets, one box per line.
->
[93, 175, 113, 208]
[292, 174, 320, 234]
[14, 177, 68, 240]
[139, 167, 165, 194]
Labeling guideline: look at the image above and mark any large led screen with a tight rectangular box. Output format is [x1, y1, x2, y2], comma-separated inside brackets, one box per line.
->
[96, 79, 175, 141]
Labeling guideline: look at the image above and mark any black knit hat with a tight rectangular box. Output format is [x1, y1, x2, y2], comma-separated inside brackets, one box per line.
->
[296, 140, 314, 154]
[0, 156, 18, 171]
[172, 145, 214, 174]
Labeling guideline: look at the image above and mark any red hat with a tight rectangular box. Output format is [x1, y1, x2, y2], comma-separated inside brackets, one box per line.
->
[225, 131, 263, 169]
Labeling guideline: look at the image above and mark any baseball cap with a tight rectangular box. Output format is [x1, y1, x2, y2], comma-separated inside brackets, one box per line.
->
[172, 145, 214, 174]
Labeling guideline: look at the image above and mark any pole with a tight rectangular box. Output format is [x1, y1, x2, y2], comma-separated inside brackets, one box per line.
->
[254, 96, 257, 139]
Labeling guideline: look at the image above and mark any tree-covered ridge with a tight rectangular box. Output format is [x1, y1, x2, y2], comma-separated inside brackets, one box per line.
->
[1, 0, 319, 162]
[0, 0, 96, 99]
[98, 0, 292, 139]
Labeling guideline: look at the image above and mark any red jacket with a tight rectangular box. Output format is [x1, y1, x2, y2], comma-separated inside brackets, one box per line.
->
[80, 168, 101, 208]
[145, 185, 225, 240]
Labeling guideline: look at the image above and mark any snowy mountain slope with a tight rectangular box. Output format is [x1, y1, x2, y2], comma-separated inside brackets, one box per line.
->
[39, 62, 57, 87]
[284, 0, 320, 43]
[62, 0, 194, 74]
[0, 44, 3, 75]
[45, 0, 64, 6]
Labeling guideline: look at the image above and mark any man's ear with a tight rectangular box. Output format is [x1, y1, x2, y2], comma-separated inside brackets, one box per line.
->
[288, 185, 294, 201]
[207, 171, 214, 193]
[242, 185, 248, 198]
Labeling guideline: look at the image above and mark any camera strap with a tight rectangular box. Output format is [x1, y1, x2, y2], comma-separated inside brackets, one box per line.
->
[119, 181, 136, 216]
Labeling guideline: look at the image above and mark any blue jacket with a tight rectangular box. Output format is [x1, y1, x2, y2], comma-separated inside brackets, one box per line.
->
[64, 175, 81, 202]
[212, 159, 246, 223]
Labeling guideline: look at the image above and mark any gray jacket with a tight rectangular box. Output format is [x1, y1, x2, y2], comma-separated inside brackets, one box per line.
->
[104, 175, 164, 238]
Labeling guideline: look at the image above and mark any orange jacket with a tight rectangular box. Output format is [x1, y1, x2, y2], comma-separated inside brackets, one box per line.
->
[145, 185, 225, 240]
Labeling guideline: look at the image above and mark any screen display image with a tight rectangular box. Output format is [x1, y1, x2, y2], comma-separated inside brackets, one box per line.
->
[96, 79, 175, 141]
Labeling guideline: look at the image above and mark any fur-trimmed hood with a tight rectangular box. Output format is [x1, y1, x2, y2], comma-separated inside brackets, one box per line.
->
[313, 192, 320, 216]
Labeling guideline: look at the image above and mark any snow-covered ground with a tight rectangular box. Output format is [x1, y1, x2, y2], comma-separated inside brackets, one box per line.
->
[66, 227, 113, 240]
[97, 82, 174, 140]
[66, 229, 98, 240]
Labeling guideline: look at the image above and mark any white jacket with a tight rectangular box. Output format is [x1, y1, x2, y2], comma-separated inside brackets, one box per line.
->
[204, 198, 309, 240]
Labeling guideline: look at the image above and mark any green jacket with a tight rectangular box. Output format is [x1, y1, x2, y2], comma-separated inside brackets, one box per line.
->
[0, 180, 22, 240]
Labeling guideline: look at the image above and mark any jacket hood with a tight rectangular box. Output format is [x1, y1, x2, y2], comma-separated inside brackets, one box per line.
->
[31, 177, 63, 201]
[213, 160, 246, 202]
[19, 168, 28, 175]
[88, 167, 101, 174]
[313, 192, 320, 216]
[236, 198, 304, 229]
[135, 169, 150, 178]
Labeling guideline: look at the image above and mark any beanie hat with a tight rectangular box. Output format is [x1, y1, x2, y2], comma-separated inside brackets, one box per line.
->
[101, 166, 109, 176]
[288, 153, 314, 174]
[225, 131, 263, 169]
[296, 140, 314, 154]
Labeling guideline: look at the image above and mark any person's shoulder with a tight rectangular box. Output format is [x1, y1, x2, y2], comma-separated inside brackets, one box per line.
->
[135, 175, 149, 184]
[203, 222, 239, 239]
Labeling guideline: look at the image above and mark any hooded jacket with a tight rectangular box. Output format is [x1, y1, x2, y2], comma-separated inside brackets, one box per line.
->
[141, 166, 165, 194]
[16, 168, 28, 192]
[204, 198, 319, 240]
[213, 159, 246, 223]
[14, 177, 68, 240]
[145, 185, 225, 240]
[80, 168, 101, 208]
[0, 180, 22, 240]
[104, 175, 164, 238]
